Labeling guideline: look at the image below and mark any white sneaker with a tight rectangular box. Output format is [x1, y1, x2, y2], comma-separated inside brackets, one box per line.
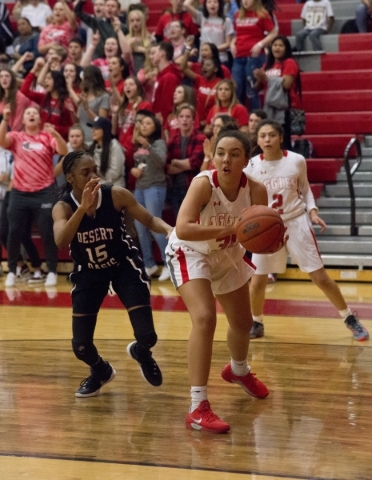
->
[28, 270, 46, 285]
[45, 272, 58, 287]
[5, 272, 16, 287]
[145, 265, 158, 277]
[158, 266, 170, 282]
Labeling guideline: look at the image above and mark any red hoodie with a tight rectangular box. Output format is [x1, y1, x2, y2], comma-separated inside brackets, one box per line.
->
[152, 63, 183, 122]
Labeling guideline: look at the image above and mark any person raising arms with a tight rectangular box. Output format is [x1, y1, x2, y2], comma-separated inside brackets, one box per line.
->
[165, 124, 271, 433]
[52, 150, 173, 397]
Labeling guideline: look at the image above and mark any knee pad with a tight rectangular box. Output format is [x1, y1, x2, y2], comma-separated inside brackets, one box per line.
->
[71, 339, 99, 366]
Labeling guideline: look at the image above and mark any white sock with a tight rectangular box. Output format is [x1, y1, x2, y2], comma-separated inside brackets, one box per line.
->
[16, 266, 22, 276]
[339, 308, 352, 321]
[230, 358, 249, 376]
[190, 386, 207, 412]
[252, 315, 264, 324]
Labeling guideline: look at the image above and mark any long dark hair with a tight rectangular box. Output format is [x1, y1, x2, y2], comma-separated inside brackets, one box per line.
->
[264, 35, 302, 98]
[214, 123, 251, 158]
[44, 70, 69, 119]
[202, 56, 224, 80]
[63, 63, 82, 91]
[88, 125, 112, 176]
[0, 68, 18, 113]
[203, 0, 225, 19]
[121, 75, 146, 111]
[138, 114, 162, 145]
[81, 65, 107, 95]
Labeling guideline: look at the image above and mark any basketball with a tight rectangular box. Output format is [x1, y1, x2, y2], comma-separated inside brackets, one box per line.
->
[236, 205, 285, 254]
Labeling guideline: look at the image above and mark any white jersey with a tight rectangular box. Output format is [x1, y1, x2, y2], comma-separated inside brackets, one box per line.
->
[244, 150, 317, 222]
[171, 169, 252, 255]
[301, 0, 334, 31]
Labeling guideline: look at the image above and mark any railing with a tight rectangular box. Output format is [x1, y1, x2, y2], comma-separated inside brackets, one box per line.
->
[343, 137, 363, 236]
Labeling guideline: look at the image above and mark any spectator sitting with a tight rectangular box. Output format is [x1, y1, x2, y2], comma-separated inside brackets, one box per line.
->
[21, 0, 53, 31]
[151, 41, 183, 123]
[37, 1, 77, 56]
[295, 0, 334, 52]
[74, 0, 129, 59]
[166, 104, 205, 219]
[204, 78, 249, 136]
[67, 123, 88, 153]
[155, 0, 199, 43]
[355, 1, 372, 32]
[88, 116, 125, 187]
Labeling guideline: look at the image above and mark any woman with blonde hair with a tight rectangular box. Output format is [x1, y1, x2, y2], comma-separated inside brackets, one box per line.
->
[137, 44, 158, 103]
[204, 79, 248, 136]
[126, 8, 153, 74]
[231, 0, 277, 110]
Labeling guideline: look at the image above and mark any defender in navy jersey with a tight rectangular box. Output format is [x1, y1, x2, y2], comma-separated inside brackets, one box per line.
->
[52, 151, 173, 397]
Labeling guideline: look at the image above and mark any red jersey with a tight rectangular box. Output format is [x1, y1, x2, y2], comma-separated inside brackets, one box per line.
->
[7, 131, 57, 192]
[205, 104, 249, 127]
[38, 20, 77, 51]
[155, 11, 199, 41]
[191, 62, 231, 79]
[234, 11, 274, 58]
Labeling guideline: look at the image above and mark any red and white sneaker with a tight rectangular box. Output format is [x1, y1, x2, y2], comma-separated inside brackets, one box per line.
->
[221, 364, 269, 399]
[186, 400, 230, 433]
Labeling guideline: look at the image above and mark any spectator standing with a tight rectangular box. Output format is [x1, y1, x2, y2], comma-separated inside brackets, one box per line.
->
[231, 0, 277, 110]
[125, 8, 153, 74]
[67, 37, 84, 66]
[74, 0, 129, 59]
[0, 106, 68, 288]
[21, 0, 53, 30]
[183, 0, 234, 65]
[151, 42, 183, 123]
[155, 0, 198, 43]
[164, 84, 196, 141]
[295, 0, 334, 52]
[131, 114, 169, 280]
[38, 0, 77, 55]
[166, 104, 205, 218]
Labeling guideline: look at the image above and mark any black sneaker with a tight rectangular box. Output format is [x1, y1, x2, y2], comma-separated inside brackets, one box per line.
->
[250, 321, 264, 339]
[127, 341, 162, 386]
[75, 363, 116, 397]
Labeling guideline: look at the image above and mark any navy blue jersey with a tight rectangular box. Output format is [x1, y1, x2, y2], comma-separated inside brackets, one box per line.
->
[62, 185, 138, 270]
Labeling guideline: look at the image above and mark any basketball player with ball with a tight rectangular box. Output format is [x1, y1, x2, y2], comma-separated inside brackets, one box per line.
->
[165, 124, 281, 433]
[244, 119, 369, 342]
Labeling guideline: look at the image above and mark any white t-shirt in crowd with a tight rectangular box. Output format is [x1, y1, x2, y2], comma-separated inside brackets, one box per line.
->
[21, 2, 53, 28]
[300, 0, 334, 31]
[195, 12, 234, 64]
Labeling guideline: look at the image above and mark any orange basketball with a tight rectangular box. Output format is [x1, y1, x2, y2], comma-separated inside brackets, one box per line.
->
[236, 205, 285, 254]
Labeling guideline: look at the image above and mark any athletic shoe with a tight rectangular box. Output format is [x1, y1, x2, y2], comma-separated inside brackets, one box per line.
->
[5, 272, 16, 287]
[45, 272, 58, 287]
[145, 265, 158, 277]
[158, 266, 170, 282]
[186, 400, 230, 433]
[127, 341, 162, 386]
[267, 273, 277, 283]
[250, 321, 264, 339]
[75, 363, 116, 397]
[345, 314, 369, 341]
[28, 270, 46, 285]
[16, 263, 31, 282]
[221, 364, 269, 399]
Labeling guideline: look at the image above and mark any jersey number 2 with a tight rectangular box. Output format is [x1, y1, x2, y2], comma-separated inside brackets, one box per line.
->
[272, 194, 284, 214]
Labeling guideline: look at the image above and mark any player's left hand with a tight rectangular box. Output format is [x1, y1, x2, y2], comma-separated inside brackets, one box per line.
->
[311, 213, 327, 233]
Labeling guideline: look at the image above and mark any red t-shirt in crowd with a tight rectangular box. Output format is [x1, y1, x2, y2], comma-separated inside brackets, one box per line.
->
[155, 11, 199, 41]
[38, 20, 77, 51]
[191, 62, 231, 79]
[105, 78, 125, 96]
[265, 58, 300, 108]
[194, 75, 221, 123]
[234, 10, 275, 58]
[7, 131, 57, 192]
[205, 104, 249, 127]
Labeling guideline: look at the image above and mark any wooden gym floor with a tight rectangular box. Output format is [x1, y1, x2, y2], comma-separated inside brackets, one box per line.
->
[0, 273, 371, 480]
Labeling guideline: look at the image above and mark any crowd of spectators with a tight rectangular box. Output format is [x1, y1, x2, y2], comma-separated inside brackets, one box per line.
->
[0, 0, 318, 287]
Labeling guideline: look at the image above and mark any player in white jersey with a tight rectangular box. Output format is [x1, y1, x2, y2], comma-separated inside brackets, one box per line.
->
[165, 125, 272, 434]
[244, 119, 369, 342]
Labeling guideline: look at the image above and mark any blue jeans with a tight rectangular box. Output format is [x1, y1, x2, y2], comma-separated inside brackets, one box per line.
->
[134, 186, 167, 268]
[356, 3, 369, 32]
[232, 54, 265, 111]
[295, 27, 326, 51]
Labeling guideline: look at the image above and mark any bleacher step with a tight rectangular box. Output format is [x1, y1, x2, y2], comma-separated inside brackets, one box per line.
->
[316, 210, 372, 224]
[337, 171, 372, 181]
[315, 198, 372, 208]
[325, 184, 372, 196]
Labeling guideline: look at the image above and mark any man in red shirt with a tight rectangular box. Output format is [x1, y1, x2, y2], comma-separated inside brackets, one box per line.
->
[151, 42, 183, 122]
[155, 0, 198, 42]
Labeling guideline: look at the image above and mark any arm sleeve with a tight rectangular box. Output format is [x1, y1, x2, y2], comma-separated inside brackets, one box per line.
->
[148, 139, 167, 168]
[104, 141, 125, 184]
[74, 0, 96, 27]
[20, 72, 46, 103]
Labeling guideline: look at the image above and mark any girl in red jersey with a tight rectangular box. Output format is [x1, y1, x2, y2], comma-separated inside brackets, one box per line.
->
[230, 0, 277, 110]
[204, 79, 249, 136]
[253, 35, 300, 149]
